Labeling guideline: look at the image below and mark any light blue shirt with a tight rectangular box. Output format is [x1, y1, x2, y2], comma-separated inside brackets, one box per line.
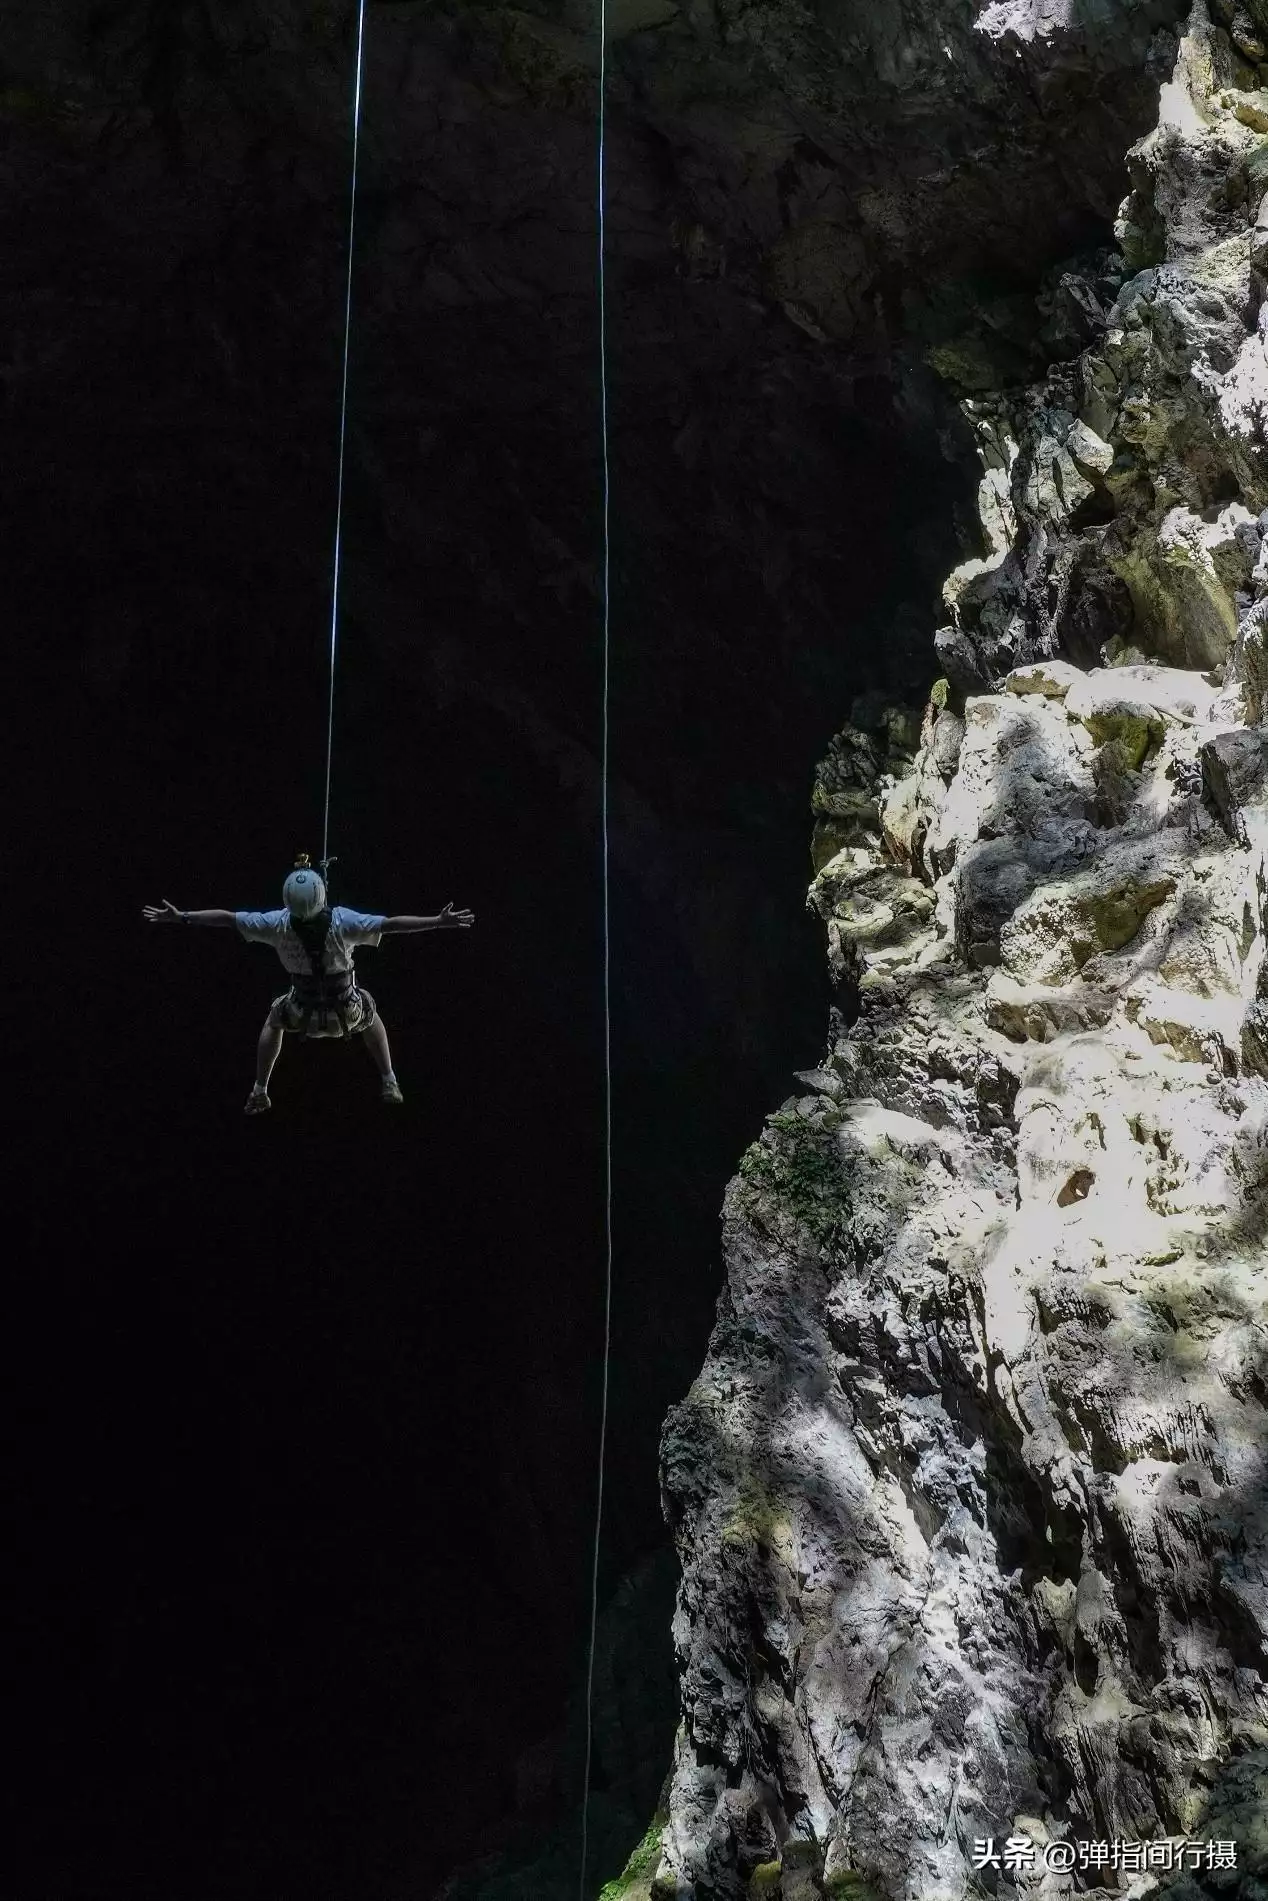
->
[235, 906, 386, 977]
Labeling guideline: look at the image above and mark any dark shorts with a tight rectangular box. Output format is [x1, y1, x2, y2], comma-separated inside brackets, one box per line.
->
[268, 985, 377, 1039]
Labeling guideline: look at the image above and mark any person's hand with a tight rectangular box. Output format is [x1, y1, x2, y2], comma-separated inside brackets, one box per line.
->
[143, 899, 184, 924]
[438, 902, 475, 929]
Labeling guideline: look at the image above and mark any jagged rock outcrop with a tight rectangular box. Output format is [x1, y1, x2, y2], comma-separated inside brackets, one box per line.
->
[651, 8, 1268, 1897]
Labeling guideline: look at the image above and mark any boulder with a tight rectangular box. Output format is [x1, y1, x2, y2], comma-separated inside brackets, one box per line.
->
[1201, 727, 1268, 838]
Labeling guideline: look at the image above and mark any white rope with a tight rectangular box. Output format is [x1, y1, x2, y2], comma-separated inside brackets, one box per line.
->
[580, 0, 613, 1889]
[321, 5, 614, 1886]
[322, 0, 369, 870]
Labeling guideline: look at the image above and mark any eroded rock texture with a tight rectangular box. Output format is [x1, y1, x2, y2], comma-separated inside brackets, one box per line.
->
[654, 9, 1268, 1897]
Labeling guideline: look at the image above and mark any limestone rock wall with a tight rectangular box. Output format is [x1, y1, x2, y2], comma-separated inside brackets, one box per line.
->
[653, 8, 1268, 1897]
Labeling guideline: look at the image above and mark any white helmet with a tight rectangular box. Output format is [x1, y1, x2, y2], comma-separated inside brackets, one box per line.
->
[283, 863, 327, 918]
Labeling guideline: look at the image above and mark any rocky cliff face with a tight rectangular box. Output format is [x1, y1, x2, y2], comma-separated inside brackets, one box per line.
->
[650, 6, 1268, 1897]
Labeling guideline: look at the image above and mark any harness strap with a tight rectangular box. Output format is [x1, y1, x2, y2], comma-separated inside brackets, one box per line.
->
[287, 907, 355, 1017]
[291, 906, 334, 969]
[292, 971, 354, 1005]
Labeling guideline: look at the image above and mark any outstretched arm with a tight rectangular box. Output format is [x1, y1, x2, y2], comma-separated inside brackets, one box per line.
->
[142, 900, 236, 927]
[380, 902, 475, 936]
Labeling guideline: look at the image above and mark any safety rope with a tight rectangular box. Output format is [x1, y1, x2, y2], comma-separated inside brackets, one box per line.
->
[322, 4, 614, 1887]
[322, 0, 369, 870]
[579, 0, 613, 1890]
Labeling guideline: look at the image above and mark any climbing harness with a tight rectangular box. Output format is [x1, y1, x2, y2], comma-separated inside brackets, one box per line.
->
[288, 854, 355, 1036]
[289, 907, 335, 979]
[579, 0, 614, 1888]
[321, 0, 368, 873]
[290, 910, 356, 1038]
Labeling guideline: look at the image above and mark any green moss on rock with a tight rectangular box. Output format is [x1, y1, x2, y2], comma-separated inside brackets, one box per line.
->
[736, 1111, 847, 1245]
[1082, 705, 1165, 770]
[598, 1817, 665, 1901]
[1082, 876, 1176, 959]
[720, 1480, 795, 1560]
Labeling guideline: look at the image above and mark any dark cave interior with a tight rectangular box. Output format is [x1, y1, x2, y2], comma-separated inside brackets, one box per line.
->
[8, 2, 1182, 1895]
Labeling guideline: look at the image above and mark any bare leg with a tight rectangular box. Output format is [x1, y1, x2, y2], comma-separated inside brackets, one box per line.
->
[362, 1014, 394, 1078]
[256, 1019, 284, 1088]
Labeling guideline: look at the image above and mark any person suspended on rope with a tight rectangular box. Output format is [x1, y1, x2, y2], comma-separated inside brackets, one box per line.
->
[142, 855, 475, 1115]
